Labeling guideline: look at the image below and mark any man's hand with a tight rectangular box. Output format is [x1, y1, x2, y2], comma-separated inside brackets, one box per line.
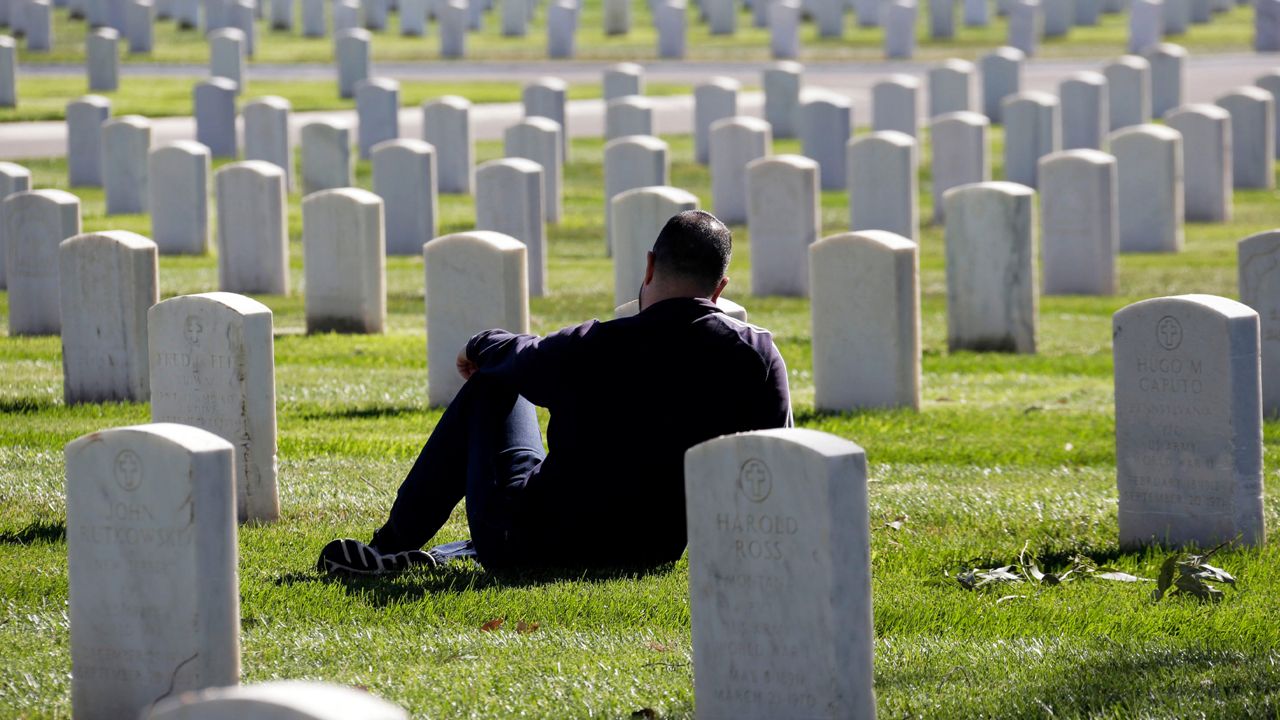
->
[457, 348, 478, 381]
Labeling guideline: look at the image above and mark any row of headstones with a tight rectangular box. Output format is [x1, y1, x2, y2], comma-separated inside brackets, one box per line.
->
[64, 275, 1268, 720]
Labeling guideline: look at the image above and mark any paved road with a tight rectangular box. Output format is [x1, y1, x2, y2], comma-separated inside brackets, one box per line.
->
[2, 53, 1275, 160]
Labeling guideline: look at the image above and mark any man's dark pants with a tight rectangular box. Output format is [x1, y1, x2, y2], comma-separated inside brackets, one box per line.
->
[376, 375, 545, 567]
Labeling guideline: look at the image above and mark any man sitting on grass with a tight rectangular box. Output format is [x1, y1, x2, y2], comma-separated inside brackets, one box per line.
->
[318, 210, 793, 575]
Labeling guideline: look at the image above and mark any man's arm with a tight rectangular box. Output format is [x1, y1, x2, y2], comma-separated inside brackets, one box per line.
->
[461, 321, 598, 408]
[759, 345, 795, 429]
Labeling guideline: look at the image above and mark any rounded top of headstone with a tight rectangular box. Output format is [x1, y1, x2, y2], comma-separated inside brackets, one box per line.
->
[1108, 54, 1151, 71]
[1114, 294, 1258, 326]
[604, 134, 668, 152]
[0, 161, 32, 179]
[853, 130, 915, 148]
[1218, 85, 1273, 104]
[931, 110, 989, 127]
[426, 230, 526, 254]
[145, 681, 408, 720]
[303, 187, 383, 210]
[68, 94, 111, 109]
[766, 60, 804, 75]
[985, 46, 1026, 62]
[200, 76, 239, 92]
[5, 188, 80, 208]
[875, 73, 921, 90]
[692, 427, 865, 461]
[1108, 122, 1181, 145]
[1039, 148, 1116, 169]
[608, 94, 654, 109]
[527, 76, 568, 92]
[1164, 103, 1230, 122]
[152, 291, 273, 319]
[302, 118, 352, 132]
[1003, 90, 1059, 109]
[245, 95, 292, 111]
[607, 62, 643, 75]
[613, 184, 700, 208]
[335, 27, 372, 41]
[935, 58, 975, 73]
[427, 95, 472, 110]
[699, 76, 742, 92]
[1061, 70, 1106, 86]
[152, 139, 212, 159]
[814, 230, 917, 255]
[208, 26, 247, 41]
[512, 116, 562, 134]
[106, 114, 152, 129]
[943, 180, 1034, 205]
[0, 36, 13, 49]
[65, 422, 236, 459]
[372, 137, 434, 157]
[746, 153, 818, 173]
[1257, 70, 1280, 85]
[1144, 42, 1188, 59]
[357, 76, 401, 93]
[60, 230, 158, 253]
[476, 157, 543, 177]
[710, 115, 771, 134]
[1239, 229, 1280, 255]
[91, 27, 120, 39]
[800, 89, 850, 108]
[216, 160, 286, 179]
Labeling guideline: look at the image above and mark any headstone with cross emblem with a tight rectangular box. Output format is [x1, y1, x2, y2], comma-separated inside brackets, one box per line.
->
[65, 422, 240, 720]
[148, 292, 280, 523]
[1113, 294, 1266, 548]
[684, 428, 875, 719]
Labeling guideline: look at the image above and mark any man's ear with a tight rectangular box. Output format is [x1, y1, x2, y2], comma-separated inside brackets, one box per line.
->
[643, 251, 657, 286]
[710, 277, 729, 303]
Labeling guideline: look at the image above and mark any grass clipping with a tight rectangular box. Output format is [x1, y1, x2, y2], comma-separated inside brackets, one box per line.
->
[951, 541, 1237, 604]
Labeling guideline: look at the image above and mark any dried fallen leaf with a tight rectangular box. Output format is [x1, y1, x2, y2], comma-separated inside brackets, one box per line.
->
[646, 641, 670, 653]
[480, 618, 504, 632]
[516, 621, 539, 634]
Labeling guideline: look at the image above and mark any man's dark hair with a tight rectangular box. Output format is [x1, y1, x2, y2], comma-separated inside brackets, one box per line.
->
[651, 210, 732, 293]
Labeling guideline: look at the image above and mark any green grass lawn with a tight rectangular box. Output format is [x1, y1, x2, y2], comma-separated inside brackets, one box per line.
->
[5, 0, 1256, 66]
[2, 129, 1279, 718]
[0, 76, 695, 122]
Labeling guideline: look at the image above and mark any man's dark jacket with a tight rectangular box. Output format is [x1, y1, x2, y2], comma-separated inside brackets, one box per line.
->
[465, 296, 793, 566]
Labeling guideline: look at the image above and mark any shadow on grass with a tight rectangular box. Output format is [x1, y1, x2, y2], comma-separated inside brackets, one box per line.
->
[275, 561, 677, 605]
[883, 641, 1275, 717]
[291, 404, 427, 421]
[0, 397, 58, 414]
[0, 518, 67, 545]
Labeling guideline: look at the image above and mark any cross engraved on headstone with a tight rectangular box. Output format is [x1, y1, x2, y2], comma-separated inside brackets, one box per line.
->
[114, 450, 142, 491]
[738, 458, 772, 502]
[1157, 316, 1182, 350]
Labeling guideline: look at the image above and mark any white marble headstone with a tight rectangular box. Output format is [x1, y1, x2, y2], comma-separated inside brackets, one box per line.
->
[424, 231, 529, 406]
[685, 428, 875, 720]
[66, 423, 239, 720]
[944, 181, 1037, 353]
[811, 231, 921, 410]
[302, 188, 387, 334]
[746, 154, 819, 297]
[5, 189, 81, 335]
[149, 292, 279, 523]
[59, 231, 158, 403]
[1113, 294, 1265, 548]
[146, 681, 408, 720]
